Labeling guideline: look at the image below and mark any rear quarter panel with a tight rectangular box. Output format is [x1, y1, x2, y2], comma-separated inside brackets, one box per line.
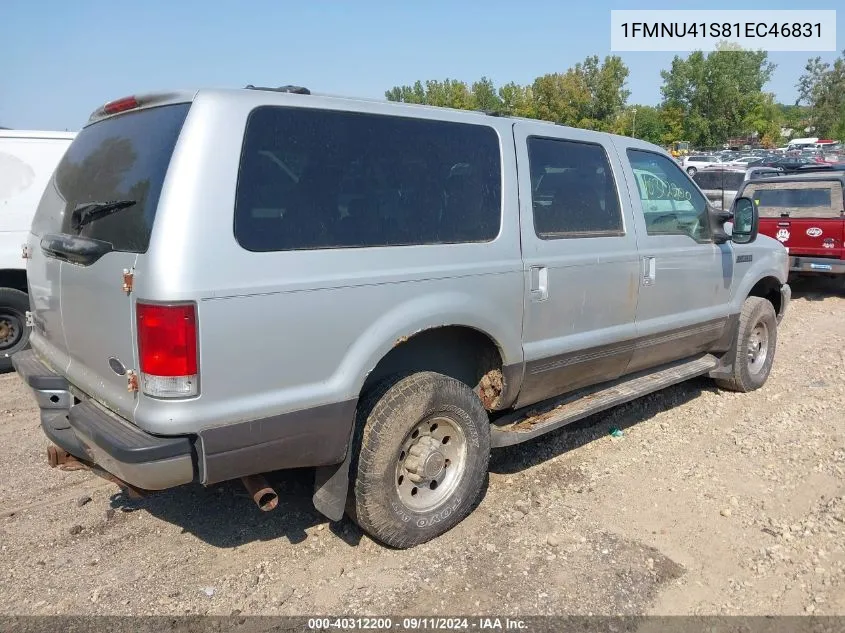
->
[133, 92, 525, 435]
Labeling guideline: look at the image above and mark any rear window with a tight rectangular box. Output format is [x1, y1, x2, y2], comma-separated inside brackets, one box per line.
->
[33, 103, 190, 252]
[723, 172, 745, 190]
[744, 180, 844, 218]
[693, 172, 720, 190]
[757, 189, 830, 207]
[233, 106, 502, 251]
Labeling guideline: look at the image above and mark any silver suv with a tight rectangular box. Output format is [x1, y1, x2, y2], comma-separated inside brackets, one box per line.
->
[14, 87, 791, 548]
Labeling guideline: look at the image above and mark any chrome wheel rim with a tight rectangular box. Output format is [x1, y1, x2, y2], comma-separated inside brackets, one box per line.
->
[0, 313, 23, 351]
[395, 415, 467, 512]
[747, 321, 769, 374]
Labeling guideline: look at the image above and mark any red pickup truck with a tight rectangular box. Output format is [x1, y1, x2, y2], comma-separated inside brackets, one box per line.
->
[737, 172, 845, 276]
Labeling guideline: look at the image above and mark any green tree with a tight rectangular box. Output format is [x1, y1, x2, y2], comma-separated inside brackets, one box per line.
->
[659, 105, 687, 146]
[660, 45, 775, 146]
[471, 76, 502, 113]
[576, 55, 631, 130]
[797, 51, 845, 139]
[743, 93, 783, 147]
[613, 105, 665, 145]
[530, 70, 591, 126]
[498, 82, 534, 118]
[384, 81, 426, 104]
[423, 79, 473, 109]
[384, 55, 630, 131]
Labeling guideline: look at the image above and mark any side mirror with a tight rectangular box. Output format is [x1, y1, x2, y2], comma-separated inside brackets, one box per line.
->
[731, 196, 758, 244]
[710, 206, 734, 244]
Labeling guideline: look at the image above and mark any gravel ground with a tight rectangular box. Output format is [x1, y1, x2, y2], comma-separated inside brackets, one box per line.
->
[0, 277, 843, 617]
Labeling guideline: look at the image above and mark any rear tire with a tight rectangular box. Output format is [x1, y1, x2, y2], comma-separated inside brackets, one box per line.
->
[715, 296, 777, 393]
[348, 372, 490, 549]
[686, 166, 697, 176]
[0, 288, 30, 372]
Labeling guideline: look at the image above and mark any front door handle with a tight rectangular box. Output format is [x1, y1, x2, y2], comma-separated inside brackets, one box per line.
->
[642, 256, 656, 286]
[529, 266, 549, 302]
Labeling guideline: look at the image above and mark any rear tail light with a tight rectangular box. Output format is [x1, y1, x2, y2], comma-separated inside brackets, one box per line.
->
[136, 302, 198, 398]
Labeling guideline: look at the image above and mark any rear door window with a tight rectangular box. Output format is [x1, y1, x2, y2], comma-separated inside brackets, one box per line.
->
[233, 106, 502, 251]
[32, 103, 190, 253]
[526, 137, 623, 238]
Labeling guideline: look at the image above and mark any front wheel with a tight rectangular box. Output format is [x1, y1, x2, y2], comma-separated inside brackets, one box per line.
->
[348, 372, 491, 548]
[0, 288, 31, 372]
[686, 166, 697, 176]
[715, 296, 777, 392]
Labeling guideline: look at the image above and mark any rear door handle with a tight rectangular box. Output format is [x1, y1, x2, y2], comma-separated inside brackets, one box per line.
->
[642, 256, 656, 286]
[529, 266, 549, 302]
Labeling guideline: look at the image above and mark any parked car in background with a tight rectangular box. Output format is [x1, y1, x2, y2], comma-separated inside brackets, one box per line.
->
[760, 156, 825, 171]
[692, 165, 782, 210]
[12, 87, 790, 548]
[738, 172, 845, 276]
[682, 154, 724, 175]
[746, 166, 786, 180]
[693, 167, 747, 210]
[727, 156, 763, 168]
[0, 129, 75, 371]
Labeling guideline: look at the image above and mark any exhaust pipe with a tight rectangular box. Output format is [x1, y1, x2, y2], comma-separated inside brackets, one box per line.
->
[47, 444, 68, 468]
[46, 443, 146, 499]
[47, 444, 87, 471]
[241, 475, 279, 511]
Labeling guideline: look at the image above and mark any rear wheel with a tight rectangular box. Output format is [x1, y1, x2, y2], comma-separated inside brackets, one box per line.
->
[715, 296, 777, 392]
[348, 372, 490, 548]
[0, 288, 30, 372]
[686, 166, 697, 176]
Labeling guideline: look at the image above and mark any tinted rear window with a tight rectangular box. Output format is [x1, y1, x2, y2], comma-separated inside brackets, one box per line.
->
[35, 103, 190, 252]
[233, 106, 502, 251]
[744, 181, 844, 218]
[756, 188, 831, 208]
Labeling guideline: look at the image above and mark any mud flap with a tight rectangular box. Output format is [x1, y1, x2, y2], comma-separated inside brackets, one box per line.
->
[312, 430, 354, 522]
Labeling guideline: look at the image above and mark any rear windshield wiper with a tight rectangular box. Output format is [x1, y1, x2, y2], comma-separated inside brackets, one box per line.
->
[71, 200, 137, 231]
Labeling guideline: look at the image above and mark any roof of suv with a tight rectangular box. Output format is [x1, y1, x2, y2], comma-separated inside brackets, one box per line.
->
[84, 87, 667, 152]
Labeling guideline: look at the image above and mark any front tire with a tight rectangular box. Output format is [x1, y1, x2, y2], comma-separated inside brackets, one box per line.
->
[686, 166, 697, 176]
[0, 288, 31, 372]
[348, 372, 491, 548]
[715, 297, 777, 392]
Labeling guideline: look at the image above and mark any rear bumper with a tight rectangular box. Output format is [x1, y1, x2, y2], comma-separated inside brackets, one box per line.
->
[789, 255, 845, 274]
[11, 349, 195, 490]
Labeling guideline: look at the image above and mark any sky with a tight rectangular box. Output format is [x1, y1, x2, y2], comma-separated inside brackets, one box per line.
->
[1, 0, 842, 131]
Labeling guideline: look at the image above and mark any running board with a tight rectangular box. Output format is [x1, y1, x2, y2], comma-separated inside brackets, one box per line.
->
[490, 354, 719, 447]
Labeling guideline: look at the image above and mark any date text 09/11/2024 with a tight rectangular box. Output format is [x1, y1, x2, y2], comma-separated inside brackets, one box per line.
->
[307, 617, 528, 630]
[620, 22, 823, 38]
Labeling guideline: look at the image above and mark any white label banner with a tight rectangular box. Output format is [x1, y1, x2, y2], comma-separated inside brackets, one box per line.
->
[610, 10, 837, 52]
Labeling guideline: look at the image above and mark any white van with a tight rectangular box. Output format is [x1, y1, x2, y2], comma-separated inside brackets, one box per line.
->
[0, 129, 75, 370]
[787, 137, 819, 151]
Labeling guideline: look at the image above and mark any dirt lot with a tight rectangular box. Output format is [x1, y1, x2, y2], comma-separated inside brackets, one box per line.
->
[0, 278, 843, 617]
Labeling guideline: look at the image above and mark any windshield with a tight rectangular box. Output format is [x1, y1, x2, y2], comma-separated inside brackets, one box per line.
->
[31, 103, 190, 253]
